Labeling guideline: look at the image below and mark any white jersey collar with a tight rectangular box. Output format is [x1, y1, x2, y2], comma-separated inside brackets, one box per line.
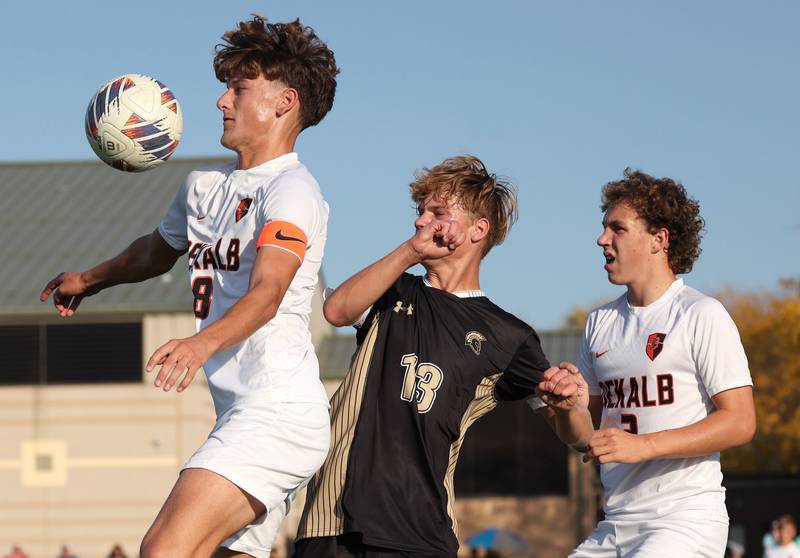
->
[234, 152, 299, 175]
[422, 275, 485, 298]
[627, 277, 684, 315]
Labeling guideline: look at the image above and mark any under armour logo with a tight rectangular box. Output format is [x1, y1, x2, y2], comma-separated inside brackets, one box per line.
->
[393, 301, 413, 316]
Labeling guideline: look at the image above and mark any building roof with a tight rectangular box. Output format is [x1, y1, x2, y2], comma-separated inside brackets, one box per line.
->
[0, 158, 231, 316]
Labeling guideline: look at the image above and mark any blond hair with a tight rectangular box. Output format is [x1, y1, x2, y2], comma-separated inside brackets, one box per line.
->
[409, 155, 517, 256]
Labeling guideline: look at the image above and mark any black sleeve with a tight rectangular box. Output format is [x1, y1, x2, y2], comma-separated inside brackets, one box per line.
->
[494, 330, 550, 401]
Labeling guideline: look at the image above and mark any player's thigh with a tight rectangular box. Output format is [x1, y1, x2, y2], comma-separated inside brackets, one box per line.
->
[221, 488, 294, 558]
[619, 516, 728, 558]
[142, 467, 265, 556]
[570, 520, 618, 558]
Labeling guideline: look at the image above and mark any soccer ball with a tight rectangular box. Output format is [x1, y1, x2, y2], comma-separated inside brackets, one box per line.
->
[85, 74, 183, 172]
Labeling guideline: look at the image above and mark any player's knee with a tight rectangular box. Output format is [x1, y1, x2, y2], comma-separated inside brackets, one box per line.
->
[140, 533, 188, 558]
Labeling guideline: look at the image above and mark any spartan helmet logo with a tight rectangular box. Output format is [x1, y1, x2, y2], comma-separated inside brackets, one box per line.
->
[646, 332, 667, 361]
[465, 331, 487, 355]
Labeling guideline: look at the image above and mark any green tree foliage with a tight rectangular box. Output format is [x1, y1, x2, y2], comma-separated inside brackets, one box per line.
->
[719, 278, 800, 473]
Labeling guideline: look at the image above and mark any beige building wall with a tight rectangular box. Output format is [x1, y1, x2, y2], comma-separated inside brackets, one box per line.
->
[0, 313, 216, 558]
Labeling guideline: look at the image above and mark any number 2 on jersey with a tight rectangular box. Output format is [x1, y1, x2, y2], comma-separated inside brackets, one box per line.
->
[192, 277, 213, 319]
[399, 353, 444, 413]
[620, 413, 638, 434]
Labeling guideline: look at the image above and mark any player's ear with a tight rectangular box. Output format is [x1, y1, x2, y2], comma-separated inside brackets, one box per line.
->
[651, 227, 669, 255]
[470, 216, 490, 244]
[276, 87, 300, 118]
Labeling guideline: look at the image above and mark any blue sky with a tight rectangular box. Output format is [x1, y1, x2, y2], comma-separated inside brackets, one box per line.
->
[2, 1, 797, 329]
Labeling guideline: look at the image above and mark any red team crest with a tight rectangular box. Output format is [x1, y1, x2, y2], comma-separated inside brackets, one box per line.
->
[235, 198, 253, 222]
[646, 332, 667, 361]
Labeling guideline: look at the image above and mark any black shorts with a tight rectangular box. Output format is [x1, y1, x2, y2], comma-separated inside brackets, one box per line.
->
[292, 534, 444, 558]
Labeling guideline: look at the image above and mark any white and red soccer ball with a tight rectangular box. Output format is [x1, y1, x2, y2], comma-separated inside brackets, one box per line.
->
[85, 73, 183, 172]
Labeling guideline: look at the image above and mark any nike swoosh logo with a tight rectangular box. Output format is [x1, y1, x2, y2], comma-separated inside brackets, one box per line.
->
[595, 350, 609, 358]
[275, 229, 304, 243]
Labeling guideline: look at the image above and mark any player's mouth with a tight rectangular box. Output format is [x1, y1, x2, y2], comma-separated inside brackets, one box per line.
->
[604, 253, 616, 271]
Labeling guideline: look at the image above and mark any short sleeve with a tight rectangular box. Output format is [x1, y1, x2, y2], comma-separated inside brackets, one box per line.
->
[495, 331, 550, 401]
[255, 173, 324, 260]
[157, 174, 190, 250]
[575, 311, 602, 395]
[690, 298, 753, 396]
[577, 322, 601, 397]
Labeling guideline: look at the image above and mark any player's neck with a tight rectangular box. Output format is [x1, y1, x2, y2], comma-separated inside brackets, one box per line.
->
[236, 133, 298, 170]
[423, 258, 481, 293]
[625, 269, 678, 307]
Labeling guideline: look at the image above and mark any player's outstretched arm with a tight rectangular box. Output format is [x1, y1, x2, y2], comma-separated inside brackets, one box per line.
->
[584, 385, 755, 464]
[39, 229, 186, 317]
[146, 246, 300, 392]
[536, 363, 596, 450]
[324, 220, 465, 326]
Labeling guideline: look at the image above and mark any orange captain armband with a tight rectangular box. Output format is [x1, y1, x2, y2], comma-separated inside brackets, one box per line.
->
[257, 220, 308, 262]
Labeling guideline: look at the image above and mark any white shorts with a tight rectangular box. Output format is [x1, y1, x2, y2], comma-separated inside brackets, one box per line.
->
[183, 400, 330, 558]
[570, 513, 729, 558]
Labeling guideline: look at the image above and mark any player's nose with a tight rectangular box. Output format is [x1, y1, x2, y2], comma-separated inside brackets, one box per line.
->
[216, 89, 232, 111]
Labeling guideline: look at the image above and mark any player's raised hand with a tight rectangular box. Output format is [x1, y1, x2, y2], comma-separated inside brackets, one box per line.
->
[582, 428, 655, 464]
[40, 272, 90, 317]
[408, 220, 466, 261]
[146, 335, 211, 393]
[535, 361, 589, 412]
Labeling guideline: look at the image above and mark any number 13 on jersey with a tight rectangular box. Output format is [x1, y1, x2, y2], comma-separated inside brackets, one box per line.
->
[399, 353, 444, 413]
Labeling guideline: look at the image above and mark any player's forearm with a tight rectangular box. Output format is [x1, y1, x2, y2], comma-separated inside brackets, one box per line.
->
[82, 232, 177, 293]
[324, 241, 420, 326]
[642, 407, 755, 459]
[194, 281, 281, 356]
[548, 407, 595, 450]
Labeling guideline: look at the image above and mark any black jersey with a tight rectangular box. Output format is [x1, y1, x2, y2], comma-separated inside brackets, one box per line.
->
[297, 274, 550, 556]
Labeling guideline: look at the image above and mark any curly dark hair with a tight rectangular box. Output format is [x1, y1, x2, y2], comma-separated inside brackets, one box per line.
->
[601, 169, 705, 274]
[410, 155, 518, 257]
[213, 15, 339, 130]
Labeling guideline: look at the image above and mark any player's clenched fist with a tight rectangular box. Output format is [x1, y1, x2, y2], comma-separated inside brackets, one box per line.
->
[39, 271, 92, 317]
[407, 220, 466, 261]
[535, 361, 589, 412]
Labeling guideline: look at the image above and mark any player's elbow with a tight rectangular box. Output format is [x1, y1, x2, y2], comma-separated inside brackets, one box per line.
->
[738, 413, 757, 446]
[323, 297, 350, 327]
[728, 410, 756, 449]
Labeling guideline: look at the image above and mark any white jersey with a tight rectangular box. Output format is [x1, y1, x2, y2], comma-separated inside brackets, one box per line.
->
[577, 278, 752, 520]
[158, 152, 329, 416]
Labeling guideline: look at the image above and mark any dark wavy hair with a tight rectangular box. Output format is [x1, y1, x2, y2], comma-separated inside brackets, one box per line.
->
[601, 169, 705, 274]
[410, 155, 518, 257]
[213, 15, 339, 130]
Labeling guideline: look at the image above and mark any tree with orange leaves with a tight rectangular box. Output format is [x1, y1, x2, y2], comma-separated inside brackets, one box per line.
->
[718, 278, 800, 472]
